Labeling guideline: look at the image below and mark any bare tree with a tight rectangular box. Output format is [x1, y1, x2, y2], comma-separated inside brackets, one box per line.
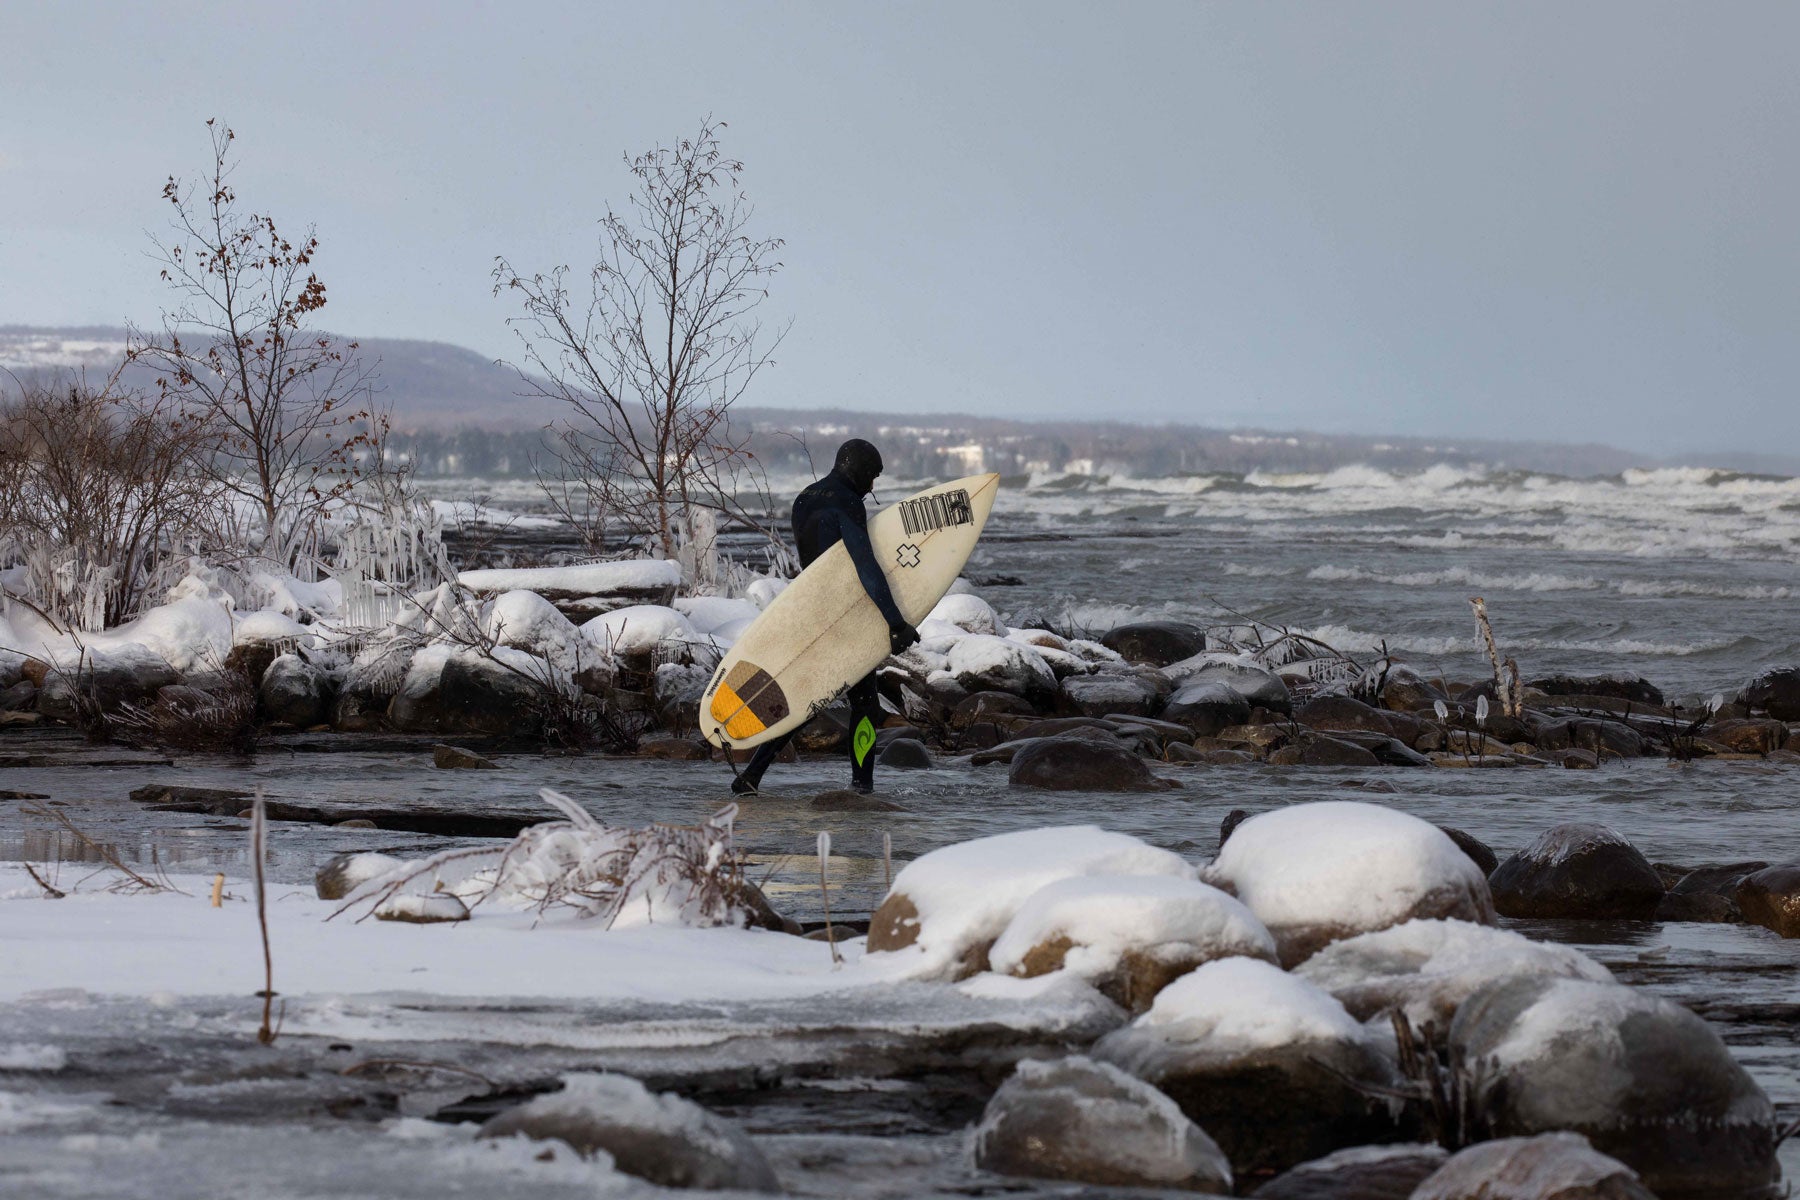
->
[0, 376, 222, 630]
[493, 118, 785, 557]
[128, 119, 381, 570]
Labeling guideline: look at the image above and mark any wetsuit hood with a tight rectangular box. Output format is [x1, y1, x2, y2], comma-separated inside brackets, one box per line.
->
[832, 438, 883, 496]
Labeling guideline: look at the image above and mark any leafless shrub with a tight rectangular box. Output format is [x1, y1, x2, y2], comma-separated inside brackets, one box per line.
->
[20, 801, 185, 895]
[127, 119, 383, 570]
[0, 377, 221, 630]
[251, 791, 280, 1045]
[494, 117, 786, 557]
[111, 662, 258, 755]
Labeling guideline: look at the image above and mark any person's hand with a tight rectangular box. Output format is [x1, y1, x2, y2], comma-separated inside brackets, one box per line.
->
[888, 621, 920, 656]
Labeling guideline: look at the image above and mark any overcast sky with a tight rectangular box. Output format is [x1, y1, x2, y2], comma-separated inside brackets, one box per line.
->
[3, 2, 1795, 456]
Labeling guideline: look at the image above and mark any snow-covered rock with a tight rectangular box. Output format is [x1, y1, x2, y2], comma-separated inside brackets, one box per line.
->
[259, 653, 331, 727]
[743, 576, 788, 609]
[1164, 654, 1292, 713]
[388, 646, 550, 737]
[375, 893, 470, 924]
[315, 852, 409, 901]
[1161, 681, 1251, 735]
[1204, 802, 1496, 966]
[246, 569, 344, 620]
[946, 634, 1056, 698]
[973, 1056, 1232, 1192]
[1058, 673, 1158, 717]
[927, 592, 1001, 635]
[1295, 919, 1612, 1038]
[458, 560, 680, 617]
[1411, 1133, 1653, 1200]
[1450, 976, 1779, 1196]
[37, 643, 181, 724]
[990, 874, 1275, 1012]
[482, 590, 582, 668]
[1092, 957, 1405, 1176]
[232, 609, 309, 646]
[479, 1072, 778, 1191]
[580, 604, 698, 659]
[1488, 823, 1666, 920]
[865, 826, 1194, 981]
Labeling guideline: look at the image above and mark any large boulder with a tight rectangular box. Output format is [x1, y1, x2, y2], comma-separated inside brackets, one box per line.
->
[926, 591, 1001, 635]
[989, 874, 1277, 1012]
[1251, 1143, 1448, 1199]
[1294, 918, 1611, 1039]
[388, 647, 546, 737]
[950, 689, 1037, 729]
[1203, 802, 1496, 966]
[1295, 695, 1425, 744]
[258, 653, 330, 728]
[481, 589, 583, 666]
[1008, 735, 1161, 791]
[1161, 681, 1252, 736]
[1376, 664, 1446, 713]
[37, 645, 180, 723]
[1166, 655, 1292, 714]
[1533, 717, 1646, 759]
[1450, 977, 1779, 1196]
[1093, 957, 1407, 1179]
[1656, 860, 1766, 923]
[1527, 673, 1665, 707]
[1100, 621, 1207, 667]
[973, 1056, 1232, 1193]
[1735, 862, 1800, 937]
[865, 826, 1192, 980]
[1706, 717, 1788, 754]
[1742, 665, 1800, 720]
[947, 635, 1057, 699]
[876, 737, 932, 769]
[1411, 1134, 1654, 1200]
[478, 1072, 778, 1191]
[1488, 823, 1665, 920]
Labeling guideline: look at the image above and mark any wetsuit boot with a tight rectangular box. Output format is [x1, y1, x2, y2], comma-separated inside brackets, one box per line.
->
[732, 735, 787, 796]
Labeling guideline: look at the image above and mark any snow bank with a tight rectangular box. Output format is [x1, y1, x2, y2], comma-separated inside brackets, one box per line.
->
[989, 874, 1275, 981]
[1206, 802, 1495, 964]
[1295, 919, 1612, 1031]
[673, 596, 760, 635]
[232, 609, 309, 645]
[579, 605, 697, 656]
[868, 826, 1194, 979]
[481, 590, 581, 665]
[246, 569, 344, 620]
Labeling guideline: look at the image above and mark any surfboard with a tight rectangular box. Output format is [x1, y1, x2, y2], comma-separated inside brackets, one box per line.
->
[699, 473, 1001, 750]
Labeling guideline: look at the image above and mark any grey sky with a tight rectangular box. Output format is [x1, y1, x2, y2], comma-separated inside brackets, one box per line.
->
[3, 2, 1795, 457]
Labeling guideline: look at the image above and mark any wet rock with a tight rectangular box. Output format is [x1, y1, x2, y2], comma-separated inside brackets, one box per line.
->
[974, 1056, 1233, 1192]
[1009, 736, 1160, 791]
[0, 679, 36, 710]
[950, 689, 1038, 729]
[1528, 673, 1665, 707]
[1167, 657, 1293, 714]
[990, 874, 1277, 1012]
[1296, 695, 1425, 744]
[1450, 977, 1779, 1196]
[432, 743, 499, 770]
[1058, 673, 1158, 718]
[876, 737, 932, 769]
[1013, 715, 1119, 739]
[1162, 681, 1253, 736]
[1205, 802, 1496, 966]
[1411, 1133, 1653, 1200]
[1654, 860, 1766, 923]
[1296, 918, 1611, 1038]
[480, 1072, 778, 1190]
[1735, 862, 1800, 937]
[1100, 620, 1207, 667]
[1093, 957, 1407, 1178]
[636, 734, 710, 761]
[1533, 717, 1646, 759]
[1328, 731, 1433, 767]
[1553, 747, 1600, 769]
[793, 707, 850, 753]
[1741, 664, 1800, 721]
[130, 783, 252, 808]
[374, 893, 470, 924]
[1438, 827, 1498, 875]
[315, 852, 407, 900]
[1251, 1142, 1447, 1199]
[810, 789, 907, 811]
[222, 640, 282, 688]
[1376, 665, 1446, 713]
[258, 654, 330, 728]
[1296, 736, 1381, 767]
[1705, 717, 1788, 754]
[1488, 823, 1665, 920]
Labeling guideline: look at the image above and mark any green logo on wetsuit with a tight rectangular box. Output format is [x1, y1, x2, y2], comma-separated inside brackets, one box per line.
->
[853, 717, 877, 766]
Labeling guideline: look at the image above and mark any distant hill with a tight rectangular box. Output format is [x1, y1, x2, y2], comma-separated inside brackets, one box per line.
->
[4, 326, 1793, 477]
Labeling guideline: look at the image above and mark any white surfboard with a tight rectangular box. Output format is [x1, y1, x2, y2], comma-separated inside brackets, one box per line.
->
[700, 473, 1001, 750]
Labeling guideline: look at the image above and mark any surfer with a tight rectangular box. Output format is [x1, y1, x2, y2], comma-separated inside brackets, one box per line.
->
[732, 438, 921, 795]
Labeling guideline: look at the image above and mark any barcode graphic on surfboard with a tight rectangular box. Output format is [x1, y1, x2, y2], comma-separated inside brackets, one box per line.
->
[898, 489, 974, 537]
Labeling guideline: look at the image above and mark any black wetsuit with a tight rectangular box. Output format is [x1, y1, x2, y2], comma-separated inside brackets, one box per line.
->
[735, 460, 909, 793]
